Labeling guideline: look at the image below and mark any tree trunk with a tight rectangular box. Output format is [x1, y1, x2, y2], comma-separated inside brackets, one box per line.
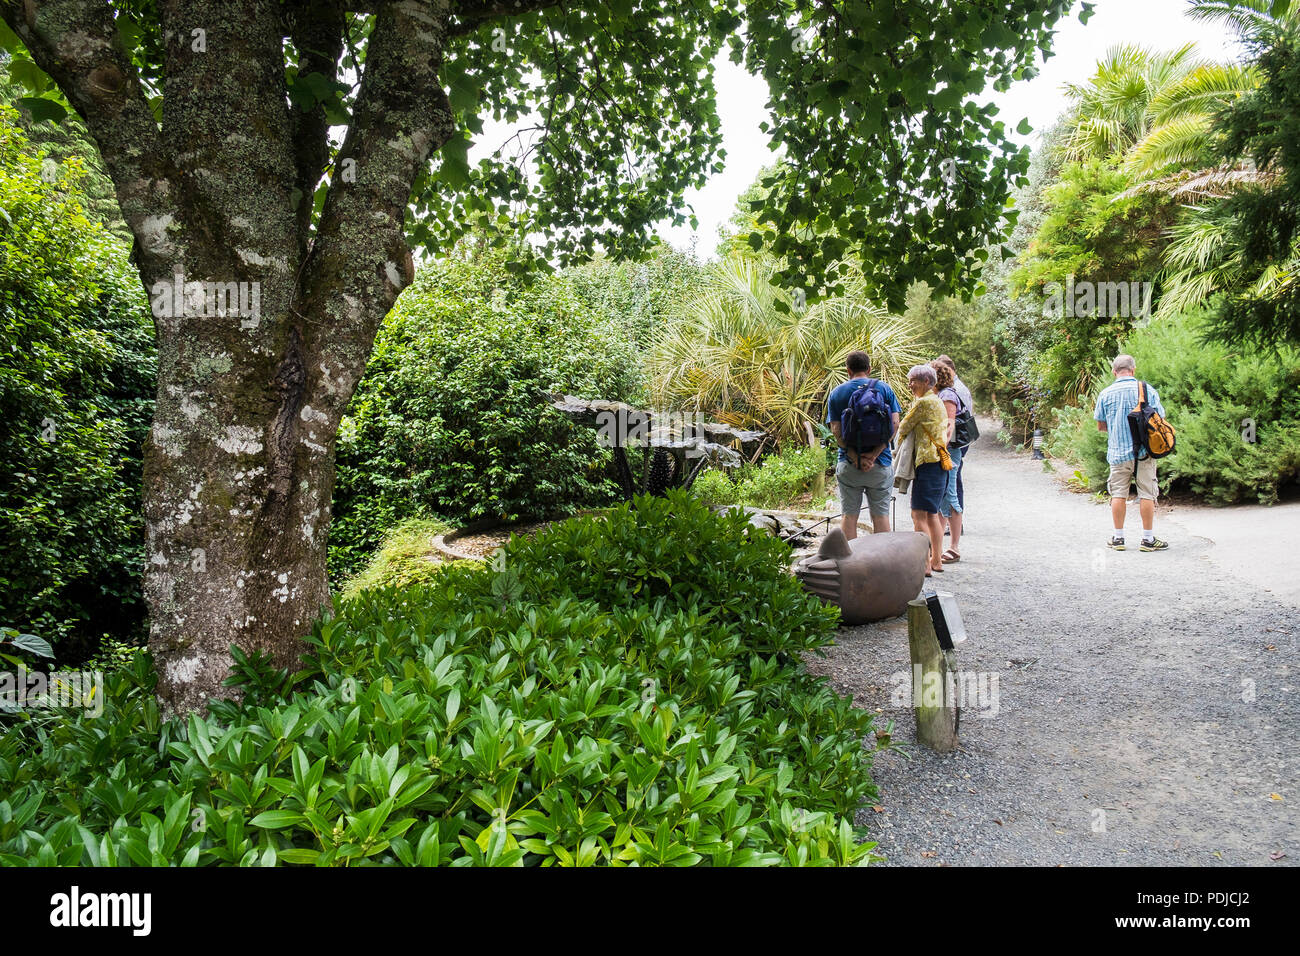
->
[5, 0, 463, 715]
[142, 268, 354, 716]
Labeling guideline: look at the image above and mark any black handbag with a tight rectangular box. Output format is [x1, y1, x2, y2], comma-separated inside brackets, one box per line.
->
[953, 405, 979, 447]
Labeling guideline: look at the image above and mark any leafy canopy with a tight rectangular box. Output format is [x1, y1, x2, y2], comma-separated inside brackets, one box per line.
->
[2, 1, 1084, 309]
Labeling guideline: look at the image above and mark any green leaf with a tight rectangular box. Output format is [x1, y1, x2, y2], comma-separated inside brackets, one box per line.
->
[5, 632, 54, 658]
[19, 96, 65, 124]
[277, 847, 322, 865]
[7, 58, 48, 93]
[0, 19, 21, 53]
[249, 810, 306, 829]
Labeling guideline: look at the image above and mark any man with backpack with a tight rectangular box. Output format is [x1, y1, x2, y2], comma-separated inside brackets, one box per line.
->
[1093, 354, 1170, 552]
[826, 351, 902, 538]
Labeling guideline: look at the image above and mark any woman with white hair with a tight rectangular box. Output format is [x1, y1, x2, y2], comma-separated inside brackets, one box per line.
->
[895, 364, 949, 575]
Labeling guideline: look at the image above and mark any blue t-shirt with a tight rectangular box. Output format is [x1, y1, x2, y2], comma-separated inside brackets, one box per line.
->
[825, 377, 902, 467]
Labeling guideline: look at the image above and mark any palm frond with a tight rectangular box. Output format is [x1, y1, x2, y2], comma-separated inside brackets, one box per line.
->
[1186, 0, 1298, 38]
[1126, 114, 1224, 179]
[645, 253, 926, 447]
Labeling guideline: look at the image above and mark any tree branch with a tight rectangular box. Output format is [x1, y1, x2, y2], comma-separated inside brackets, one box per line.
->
[284, 0, 347, 254]
[157, 1, 299, 279]
[449, 0, 563, 36]
[298, 0, 458, 397]
[0, 0, 179, 278]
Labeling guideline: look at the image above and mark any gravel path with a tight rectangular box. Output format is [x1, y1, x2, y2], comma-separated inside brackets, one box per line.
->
[803, 423, 1299, 866]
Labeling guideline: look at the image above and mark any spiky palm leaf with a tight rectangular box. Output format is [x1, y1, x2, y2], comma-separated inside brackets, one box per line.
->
[1062, 44, 1256, 179]
[1121, 64, 1258, 182]
[1118, 160, 1278, 201]
[1186, 0, 1300, 38]
[1158, 202, 1300, 314]
[1062, 44, 1207, 163]
[646, 255, 928, 448]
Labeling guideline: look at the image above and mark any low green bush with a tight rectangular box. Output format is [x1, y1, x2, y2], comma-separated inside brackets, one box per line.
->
[1044, 404, 1110, 494]
[0, 491, 879, 866]
[692, 446, 827, 510]
[1046, 308, 1300, 504]
[691, 470, 736, 507]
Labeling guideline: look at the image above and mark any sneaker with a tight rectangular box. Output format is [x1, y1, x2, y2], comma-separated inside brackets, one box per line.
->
[1140, 537, 1169, 552]
[1107, 536, 1126, 551]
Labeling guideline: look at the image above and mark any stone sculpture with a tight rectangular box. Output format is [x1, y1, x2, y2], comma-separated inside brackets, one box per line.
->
[793, 528, 930, 624]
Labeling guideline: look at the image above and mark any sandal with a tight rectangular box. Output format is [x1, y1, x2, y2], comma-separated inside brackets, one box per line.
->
[942, 549, 960, 563]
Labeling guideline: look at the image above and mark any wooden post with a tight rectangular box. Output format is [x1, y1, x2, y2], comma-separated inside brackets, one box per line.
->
[907, 599, 960, 751]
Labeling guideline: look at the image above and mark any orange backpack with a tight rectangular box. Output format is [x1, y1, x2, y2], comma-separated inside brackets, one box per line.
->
[1127, 381, 1176, 459]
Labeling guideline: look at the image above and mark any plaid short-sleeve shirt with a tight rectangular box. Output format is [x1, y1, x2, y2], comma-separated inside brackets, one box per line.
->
[1094, 377, 1165, 464]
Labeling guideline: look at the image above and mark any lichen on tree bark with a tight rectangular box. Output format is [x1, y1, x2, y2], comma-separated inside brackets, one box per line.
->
[3, 0, 457, 715]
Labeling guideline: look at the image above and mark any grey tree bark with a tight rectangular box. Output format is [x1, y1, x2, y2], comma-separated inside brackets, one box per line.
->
[1, 0, 470, 715]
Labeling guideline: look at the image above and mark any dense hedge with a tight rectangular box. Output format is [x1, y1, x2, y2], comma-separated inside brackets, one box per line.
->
[0, 109, 154, 660]
[1, 492, 879, 866]
[1046, 308, 1300, 504]
[329, 250, 643, 579]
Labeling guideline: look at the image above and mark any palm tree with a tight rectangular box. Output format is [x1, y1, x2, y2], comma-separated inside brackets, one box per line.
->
[1158, 204, 1287, 314]
[1187, 0, 1300, 39]
[1154, 1, 1300, 314]
[1060, 43, 1257, 186]
[646, 255, 927, 449]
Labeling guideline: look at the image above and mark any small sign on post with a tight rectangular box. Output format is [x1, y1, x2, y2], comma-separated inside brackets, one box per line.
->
[924, 590, 967, 649]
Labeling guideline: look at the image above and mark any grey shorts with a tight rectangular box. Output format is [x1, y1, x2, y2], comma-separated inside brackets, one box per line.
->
[836, 459, 894, 518]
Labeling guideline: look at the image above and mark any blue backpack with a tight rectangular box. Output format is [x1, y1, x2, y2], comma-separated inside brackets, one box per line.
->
[841, 380, 892, 453]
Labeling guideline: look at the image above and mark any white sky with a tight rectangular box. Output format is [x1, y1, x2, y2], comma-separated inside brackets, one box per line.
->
[653, 0, 1243, 259]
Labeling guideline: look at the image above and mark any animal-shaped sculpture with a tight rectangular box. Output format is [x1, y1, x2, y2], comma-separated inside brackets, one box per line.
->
[794, 529, 930, 624]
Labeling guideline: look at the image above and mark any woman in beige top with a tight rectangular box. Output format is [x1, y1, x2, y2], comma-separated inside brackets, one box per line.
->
[895, 364, 950, 575]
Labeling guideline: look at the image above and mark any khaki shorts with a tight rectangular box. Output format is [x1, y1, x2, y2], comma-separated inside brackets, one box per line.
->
[1108, 457, 1158, 500]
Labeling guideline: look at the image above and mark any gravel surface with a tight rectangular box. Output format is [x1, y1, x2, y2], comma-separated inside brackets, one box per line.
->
[803, 423, 1299, 866]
